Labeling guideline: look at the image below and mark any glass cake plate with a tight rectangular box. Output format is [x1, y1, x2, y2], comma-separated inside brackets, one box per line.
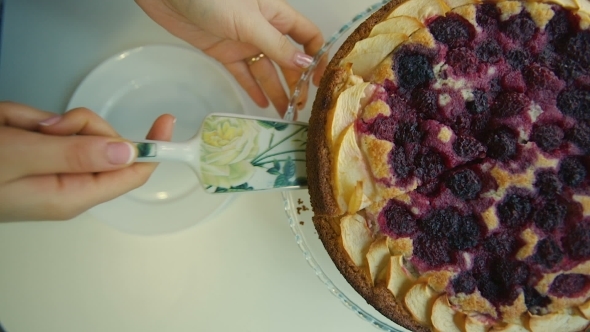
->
[282, 2, 410, 331]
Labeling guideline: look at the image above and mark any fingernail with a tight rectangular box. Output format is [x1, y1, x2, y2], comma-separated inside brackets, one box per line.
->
[39, 115, 62, 126]
[295, 52, 313, 68]
[107, 142, 135, 165]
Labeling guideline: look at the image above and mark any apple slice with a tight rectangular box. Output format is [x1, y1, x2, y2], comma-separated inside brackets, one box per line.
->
[340, 214, 373, 267]
[333, 124, 376, 213]
[529, 310, 590, 332]
[366, 237, 391, 284]
[547, 0, 578, 9]
[405, 283, 438, 326]
[327, 81, 374, 145]
[444, 0, 479, 9]
[490, 323, 529, 331]
[579, 298, 590, 319]
[387, 0, 450, 22]
[432, 294, 463, 332]
[341, 33, 409, 78]
[369, 16, 424, 38]
[386, 255, 416, 298]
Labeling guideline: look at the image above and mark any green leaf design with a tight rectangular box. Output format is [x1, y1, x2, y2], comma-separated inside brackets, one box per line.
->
[267, 168, 281, 175]
[136, 142, 156, 157]
[274, 174, 290, 187]
[214, 187, 229, 193]
[282, 157, 295, 179]
[257, 120, 288, 131]
[214, 183, 254, 192]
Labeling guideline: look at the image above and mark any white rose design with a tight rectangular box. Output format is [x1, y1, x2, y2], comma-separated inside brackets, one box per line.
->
[199, 116, 260, 188]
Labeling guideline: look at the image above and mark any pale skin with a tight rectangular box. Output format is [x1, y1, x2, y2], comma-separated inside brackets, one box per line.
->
[1, 0, 325, 221]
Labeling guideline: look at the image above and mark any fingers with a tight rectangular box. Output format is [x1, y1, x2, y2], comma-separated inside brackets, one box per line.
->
[38, 107, 119, 137]
[0, 101, 61, 130]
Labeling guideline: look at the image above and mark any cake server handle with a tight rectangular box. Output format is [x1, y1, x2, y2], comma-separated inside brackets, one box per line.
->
[130, 113, 309, 193]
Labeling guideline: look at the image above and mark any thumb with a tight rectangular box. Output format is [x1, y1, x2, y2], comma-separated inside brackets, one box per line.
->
[1, 127, 137, 181]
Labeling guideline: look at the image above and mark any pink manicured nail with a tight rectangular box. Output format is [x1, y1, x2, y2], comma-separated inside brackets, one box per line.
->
[107, 142, 135, 165]
[295, 52, 313, 68]
[38, 115, 62, 126]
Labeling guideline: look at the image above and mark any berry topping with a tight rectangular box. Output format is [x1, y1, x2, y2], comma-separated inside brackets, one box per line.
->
[395, 121, 423, 145]
[491, 92, 530, 118]
[453, 136, 485, 159]
[447, 48, 478, 74]
[523, 64, 561, 91]
[449, 215, 483, 250]
[484, 127, 517, 160]
[429, 14, 475, 48]
[506, 49, 529, 69]
[476, 39, 503, 63]
[396, 52, 434, 90]
[558, 156, 587, 187]
[502, 14, 536, 43]
[534, 200, 567, 232]
[501, 71, 526, 93]
[549, 273, 590, 298]
[524, 286, 551, 311]
[557, 88, 590, 120]
[418, 208, 459, 238]
[492, 259, 530, 288]
[533, 238, 564, 269]
[484, 231, 520, 257]
[566, 30, 590, 67]
[562, 223, 590, 260]
[466, 90, 489, 115]
[413, 234, 454, 268]
[497, 193, 532, 228]
[546, 8, 575, 43]
[370, 115, 397, 142]
[566, 121, 590, 152]
[410, 88, 438, 119]
[391, 147, 414, 180]
[476, 3, 500, 30]
[382, 201, 418, 236]
[452, 271, 477, 294]
[534, 170, 562, 198]
[414, 150, 445, 181]
[531, 124, 564, 152]
[445, 169, 482, 200]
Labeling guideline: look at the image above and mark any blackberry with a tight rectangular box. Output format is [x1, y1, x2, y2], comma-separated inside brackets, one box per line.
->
[491, 92, 529, 118]
[502, 14, 536, 43]
[394, 121, 423, 145]
[445, 169, 482, 200]
[533, 238, 564, 269]
[466, 89, 489, 115]
[370, 115, 396, 142]
[413, 234, 454, 268]
[476, 39, 503, 63]
[497, 193, 532, 228]
[562, 223, 590, 260]
[558, 156, 587, 187]
[391, 146, 414, 180]
[414, 150, 445, 182]
[396, 53, 434, 90]
[410, 88, 438, 119]
[546, 8, 575, 44]
[531, 124, 564, 152]
[484, 127, 517, 161]
[484, 231, 519, 257]
[447, 48, 478, 74]
[523, 64, 561, 91]
[534, 200, 567, 232]
[492, 259, 530, 288]
[449, 215, 483, 250]
[566, 30, 590, 67]
[452, 271, 477, 294]
[505, 49, 529, 69]
[453, 136, 485, 160]
[476, 3, 500, 31]
[534, 170, 562, 198]
[555, 57, 585, 82]
[418, 208, 460, 238]
[557, 88, 590, 120]
[524, 286, 551, 311]
[382, 201, 418, 236]
[566, 121, 590, 152]
[429, 14, 475, 48]
[549, 273, 590, 297]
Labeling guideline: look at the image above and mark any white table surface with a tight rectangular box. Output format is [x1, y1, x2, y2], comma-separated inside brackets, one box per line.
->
[0, 0, 382, 331]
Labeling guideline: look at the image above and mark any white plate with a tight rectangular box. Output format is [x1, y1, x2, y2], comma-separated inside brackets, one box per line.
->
[67, 44, 245, 235]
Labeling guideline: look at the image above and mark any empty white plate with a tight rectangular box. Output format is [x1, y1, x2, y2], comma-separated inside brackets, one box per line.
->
[67, 44, 245, 235]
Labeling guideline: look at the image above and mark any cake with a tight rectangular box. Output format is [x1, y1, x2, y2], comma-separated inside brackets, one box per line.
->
[306, 0, 590, 331]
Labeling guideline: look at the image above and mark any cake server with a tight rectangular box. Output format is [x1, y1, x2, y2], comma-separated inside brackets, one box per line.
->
[132, 113, 308, 193]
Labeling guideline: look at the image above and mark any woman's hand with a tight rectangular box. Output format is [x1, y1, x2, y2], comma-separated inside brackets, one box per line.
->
[0, 102, 175, 221]
[135, 0, 326, 117]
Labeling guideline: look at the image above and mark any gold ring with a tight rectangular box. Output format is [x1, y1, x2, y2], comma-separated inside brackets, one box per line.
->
[246, 53, 265, 66]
